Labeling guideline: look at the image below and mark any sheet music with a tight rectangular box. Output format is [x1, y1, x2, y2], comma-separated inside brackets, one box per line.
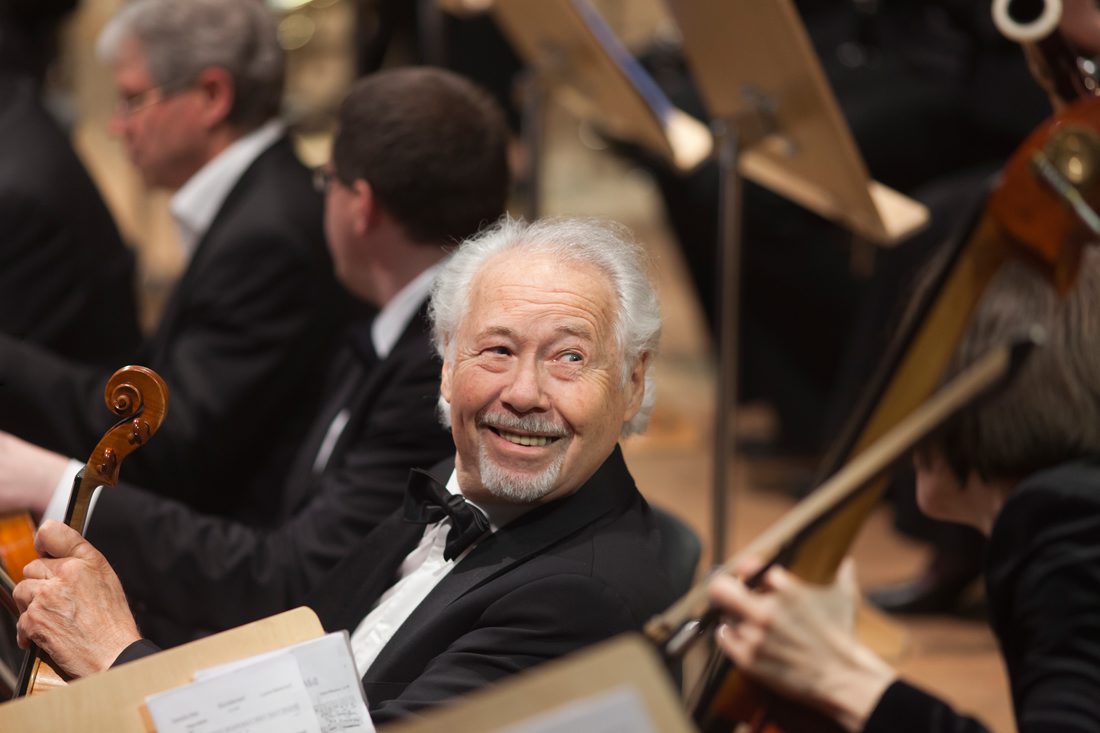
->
[150, 632, 373, 733]
[497, 686, 657, 733]
[145, 653, 321, 733]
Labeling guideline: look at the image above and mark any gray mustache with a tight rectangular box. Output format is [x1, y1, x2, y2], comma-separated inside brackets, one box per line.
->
[478, 411, 569, 438]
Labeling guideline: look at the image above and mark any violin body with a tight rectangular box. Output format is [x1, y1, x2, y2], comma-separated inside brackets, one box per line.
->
[0, 516, 37, 585]
[12, 365, 168, 698]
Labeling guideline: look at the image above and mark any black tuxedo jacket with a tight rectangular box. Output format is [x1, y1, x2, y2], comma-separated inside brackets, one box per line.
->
[0, 69, 140, 366]
[84, 305, 452, 645]
[0, 135, 348, 510]
[306, 446, 678, 724]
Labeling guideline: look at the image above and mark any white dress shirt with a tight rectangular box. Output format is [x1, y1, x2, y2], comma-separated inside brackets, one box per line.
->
[169, 119, 285, 260]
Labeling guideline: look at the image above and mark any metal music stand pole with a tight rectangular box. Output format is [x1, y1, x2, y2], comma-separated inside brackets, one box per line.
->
[710, 119, 742, 565]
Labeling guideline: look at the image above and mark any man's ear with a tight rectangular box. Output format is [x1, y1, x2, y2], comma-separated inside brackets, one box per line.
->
[194, 66, 235, 129]
[622, 352, 649, 422]
[440, 355, 452, 403]
[351, 179, 375, 237]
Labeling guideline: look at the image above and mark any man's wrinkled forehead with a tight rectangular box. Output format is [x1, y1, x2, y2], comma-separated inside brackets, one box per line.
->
[466, 250, 615, 322]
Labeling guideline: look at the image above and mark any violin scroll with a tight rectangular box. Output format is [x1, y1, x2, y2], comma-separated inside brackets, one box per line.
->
[85, 366, 169, 487]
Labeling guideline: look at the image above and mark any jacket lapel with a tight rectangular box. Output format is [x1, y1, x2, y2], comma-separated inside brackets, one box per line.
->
[324, 302, 433, 472]
[282, 302, 434, 513]
[144, 137, 289, 360]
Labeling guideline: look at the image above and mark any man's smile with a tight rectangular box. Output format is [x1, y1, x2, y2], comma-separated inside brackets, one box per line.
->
[488, 427, 562, 448]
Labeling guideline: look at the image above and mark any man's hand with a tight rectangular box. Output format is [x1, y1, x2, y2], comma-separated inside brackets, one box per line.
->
[13, 521, 140, 679]
[708, 558, 896, 733]
[0, 432, 68, 518]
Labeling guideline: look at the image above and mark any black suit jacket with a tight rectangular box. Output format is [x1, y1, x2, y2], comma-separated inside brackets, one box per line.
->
[0, 69, 140, 366]
[0, 135, 348, 510]
[865, 458, 1100, 732]
[84, 305, 452, 645]
[306, 446, 677, 724]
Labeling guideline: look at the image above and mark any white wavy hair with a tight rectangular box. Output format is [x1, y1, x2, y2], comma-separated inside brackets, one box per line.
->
[430, 216, 661, 436]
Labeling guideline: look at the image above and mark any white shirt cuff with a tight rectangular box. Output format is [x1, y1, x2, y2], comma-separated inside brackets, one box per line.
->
[42, 459, 85, 524]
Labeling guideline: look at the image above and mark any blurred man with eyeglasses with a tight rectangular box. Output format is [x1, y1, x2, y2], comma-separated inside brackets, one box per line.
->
[0, 0, 348, 521]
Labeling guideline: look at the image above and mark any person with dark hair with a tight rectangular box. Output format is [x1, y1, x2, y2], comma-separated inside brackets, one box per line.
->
[13, 217, 677, 725]
[0, 66, 509, 647]
[709, 250, 1100, 731]
[330, 66, 512, 249]
[0, 0, 141, 366]
[0, 0, 348, 514]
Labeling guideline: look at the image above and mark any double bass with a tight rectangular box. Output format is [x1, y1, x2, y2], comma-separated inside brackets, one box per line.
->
[652, 1, 1100, 729]
[0, 365, 168, 697]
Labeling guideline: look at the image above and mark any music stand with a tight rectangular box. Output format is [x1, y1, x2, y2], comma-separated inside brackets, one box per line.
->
[491, 0, 713, 218]
[379, 634, 696, 733]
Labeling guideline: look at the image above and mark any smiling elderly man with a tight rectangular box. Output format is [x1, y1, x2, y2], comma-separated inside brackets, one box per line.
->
[14, 217, 678, 724]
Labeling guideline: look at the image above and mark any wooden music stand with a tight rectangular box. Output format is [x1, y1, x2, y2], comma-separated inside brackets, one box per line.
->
[491, 0, 712, 218]
[493, 0, 712, 173]
[0, 607, 323, 732]
[379, 634, 696, 733]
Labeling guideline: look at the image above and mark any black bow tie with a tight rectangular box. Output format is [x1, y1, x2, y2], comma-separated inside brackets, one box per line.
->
[403, 468, 491, 560]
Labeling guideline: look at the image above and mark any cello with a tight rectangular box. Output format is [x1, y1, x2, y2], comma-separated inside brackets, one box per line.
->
[655, 1, 1100, 728]
[0, 365, 168, 697]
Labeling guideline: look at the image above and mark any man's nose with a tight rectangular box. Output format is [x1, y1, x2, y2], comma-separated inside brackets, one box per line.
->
[500, 357, 549, 413]
[107, 110, 126, 137]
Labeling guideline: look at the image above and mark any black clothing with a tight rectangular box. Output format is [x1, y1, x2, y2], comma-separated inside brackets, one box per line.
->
[865, 459, 1100, 732]
[307, 446, 677, 723]
[85, 307, 451, 646]
[115, 447, 677, 725]
[0, 70, 140, 366]
[0, 137, 348, 513]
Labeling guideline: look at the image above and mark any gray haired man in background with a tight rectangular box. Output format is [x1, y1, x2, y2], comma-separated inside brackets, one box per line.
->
[0, 0, 348, 516]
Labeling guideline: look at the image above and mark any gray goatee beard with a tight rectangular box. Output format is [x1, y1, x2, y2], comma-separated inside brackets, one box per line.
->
[477, 411, 569, 503]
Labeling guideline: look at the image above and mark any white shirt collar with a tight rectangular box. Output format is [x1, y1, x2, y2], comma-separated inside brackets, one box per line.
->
[169, 119, 286, 261]
[371, 262, 442, 359]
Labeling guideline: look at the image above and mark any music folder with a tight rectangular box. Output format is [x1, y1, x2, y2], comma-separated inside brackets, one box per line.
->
[0, 607, 324, 732]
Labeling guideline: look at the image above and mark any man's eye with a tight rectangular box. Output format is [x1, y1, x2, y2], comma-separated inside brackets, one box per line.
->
[560, 352, 583, 363]
[486, 346, 511, 356]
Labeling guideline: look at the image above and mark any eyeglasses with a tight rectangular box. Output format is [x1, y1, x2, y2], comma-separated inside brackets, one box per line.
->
[114, 79, 192, 117]
[312, 165, 337, 194]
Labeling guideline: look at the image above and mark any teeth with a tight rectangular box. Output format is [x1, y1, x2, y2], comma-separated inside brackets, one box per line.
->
[498, 430, 555, 447]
